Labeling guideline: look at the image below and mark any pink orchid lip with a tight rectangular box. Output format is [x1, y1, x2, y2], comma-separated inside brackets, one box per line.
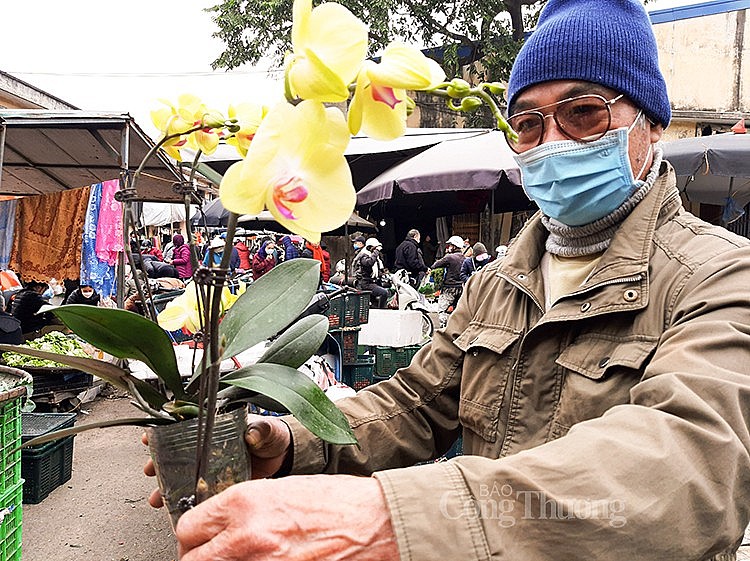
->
[371, 84, 401, 109]
[273, 176, 309, 220]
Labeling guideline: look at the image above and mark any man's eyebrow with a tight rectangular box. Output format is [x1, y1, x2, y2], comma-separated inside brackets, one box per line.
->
[509, 84, 617, 115]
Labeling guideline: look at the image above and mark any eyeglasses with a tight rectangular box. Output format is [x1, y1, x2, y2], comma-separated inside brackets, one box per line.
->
[505, 94, 624, 153]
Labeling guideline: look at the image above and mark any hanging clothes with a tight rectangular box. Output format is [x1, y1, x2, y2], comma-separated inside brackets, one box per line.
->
[9, 187, 90, 282]
[0, 200, 17, 270]
[95, 179, 123, 266]
[80, 183, 117, 298]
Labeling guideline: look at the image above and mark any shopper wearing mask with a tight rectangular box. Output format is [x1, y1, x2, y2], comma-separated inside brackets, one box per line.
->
[459, 242, 490, 283]
[64, 284, 101, 306]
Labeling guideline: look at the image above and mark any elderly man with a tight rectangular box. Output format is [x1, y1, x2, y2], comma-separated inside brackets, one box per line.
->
[155, 1, 750, 559]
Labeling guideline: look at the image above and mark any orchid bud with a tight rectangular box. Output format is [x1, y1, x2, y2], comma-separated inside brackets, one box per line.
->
[486, 82, 506, 96]
[446, 78, 471, 98]
[405, 96, 416, 117]
[460, 96, 482, 112]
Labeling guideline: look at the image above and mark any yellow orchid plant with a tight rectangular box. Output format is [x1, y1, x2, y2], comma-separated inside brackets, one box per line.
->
[2, 0, 517, 523]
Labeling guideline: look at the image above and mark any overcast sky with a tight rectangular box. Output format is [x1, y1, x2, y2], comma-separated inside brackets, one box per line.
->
[2, 0, 699, 139]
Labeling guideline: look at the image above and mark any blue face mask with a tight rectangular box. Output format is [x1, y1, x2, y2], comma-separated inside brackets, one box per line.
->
[513, 115, 650, 226]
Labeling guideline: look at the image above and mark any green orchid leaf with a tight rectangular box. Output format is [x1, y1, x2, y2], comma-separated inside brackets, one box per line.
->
[222, 363, 356, 445]
[51, 306, 185, 400]
[219, 259, 321, 359]
[257, 314, 329, 369]
[0, 344, 168, 409]
[19, 417, 174, 449]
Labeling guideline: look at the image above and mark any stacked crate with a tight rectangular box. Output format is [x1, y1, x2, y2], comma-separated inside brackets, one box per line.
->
[324, 291, 376, 389]
[0, 386, 25, 561]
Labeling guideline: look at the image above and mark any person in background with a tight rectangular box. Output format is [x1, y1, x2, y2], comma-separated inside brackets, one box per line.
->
[459, 242, 490, 283]
[319, 242, 332, 283]
[65, 284, 101, 306]
[421, 233, 438, 266]
[9, 280, 53, 337]
[460, 238, 473, 258]
[355, 237, 388, 308]
[234, 237, 251, 273]
[394, 229, 428, 287]
[495, 244, 508, 260]
[162, 235, 176, 262]
[348, 235, 367, 286]
[251, 240, 277, 280]
[141, 239, 163, 261]
[168, 234, 193, 281]
[303, 240, 327, 283]
[203, 237, 226, 268]
[280, 235, 300, 262]
[430, 235, 466, 327]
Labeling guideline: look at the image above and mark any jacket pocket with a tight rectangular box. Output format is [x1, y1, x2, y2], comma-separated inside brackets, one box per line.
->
[454, 324, 520, 443]
[550, 335, 658, 439]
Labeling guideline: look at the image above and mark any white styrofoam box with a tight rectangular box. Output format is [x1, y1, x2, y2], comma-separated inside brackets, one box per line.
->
[358, 309, 424, 347]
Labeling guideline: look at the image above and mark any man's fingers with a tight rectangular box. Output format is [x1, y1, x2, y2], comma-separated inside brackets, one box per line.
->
[144, 458, 155, 477]
[174, 493, 230, 553]
[148, 488, 164, 508]
[245, 418, 290, 459]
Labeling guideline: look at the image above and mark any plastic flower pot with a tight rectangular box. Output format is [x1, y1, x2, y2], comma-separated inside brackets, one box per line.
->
[146, 407, 251, 530]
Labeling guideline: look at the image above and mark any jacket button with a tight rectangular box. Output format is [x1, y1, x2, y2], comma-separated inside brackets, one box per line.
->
[471, 350, 479, 357]
[580, 302, 591, 312]
[598, 357, 610, 368]
[517, 274, 527, 281]
[623, 289, 639, 302]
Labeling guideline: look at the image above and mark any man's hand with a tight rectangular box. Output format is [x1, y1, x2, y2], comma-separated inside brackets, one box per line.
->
[142, 414, 292, 508]
[176, 475, 400, 561]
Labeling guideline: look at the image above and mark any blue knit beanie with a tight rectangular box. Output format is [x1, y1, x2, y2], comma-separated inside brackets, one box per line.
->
[507, 0, 671, 127]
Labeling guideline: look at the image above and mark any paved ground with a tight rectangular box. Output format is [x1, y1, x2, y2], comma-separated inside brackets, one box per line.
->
[21, 390, 177, 561]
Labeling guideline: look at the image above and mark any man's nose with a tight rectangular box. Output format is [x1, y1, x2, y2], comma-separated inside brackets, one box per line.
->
[540, 114, 568, 144]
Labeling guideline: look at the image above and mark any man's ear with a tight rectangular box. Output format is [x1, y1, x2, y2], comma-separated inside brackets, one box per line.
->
[649, 121, 664, 143]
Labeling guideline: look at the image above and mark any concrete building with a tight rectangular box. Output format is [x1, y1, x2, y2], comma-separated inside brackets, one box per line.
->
[652, 0, 750, 140]
[0, 70, 76, 110]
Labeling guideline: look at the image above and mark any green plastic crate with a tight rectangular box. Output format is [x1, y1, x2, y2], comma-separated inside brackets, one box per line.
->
[0, 388, 24, 497]
[326, 291, 370, 329]
[0, 479, 23, 561]
[374, 344, 423, 378]
[329, 328, 360, 365]
[342, 355, 376, 391]
[21, 413, 76, 504]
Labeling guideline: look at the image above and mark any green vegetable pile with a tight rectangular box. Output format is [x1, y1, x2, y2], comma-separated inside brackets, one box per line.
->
[2, 331, 90, 368]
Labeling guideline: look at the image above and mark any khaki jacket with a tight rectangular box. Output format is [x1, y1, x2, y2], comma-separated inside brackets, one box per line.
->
[286, 164, 750, 561]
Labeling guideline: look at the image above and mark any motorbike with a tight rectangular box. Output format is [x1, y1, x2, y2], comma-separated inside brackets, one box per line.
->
[389, 269, 436, 340]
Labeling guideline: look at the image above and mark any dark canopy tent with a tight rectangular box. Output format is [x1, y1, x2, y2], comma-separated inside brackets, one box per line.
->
[356, 129, 534, 220]
[0, 110, 187, 202]
[192, 127, 491, 190]
[662, 132, 750, 208]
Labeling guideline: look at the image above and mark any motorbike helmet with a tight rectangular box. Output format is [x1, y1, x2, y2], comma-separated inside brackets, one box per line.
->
[446, 235, 464, 249]
[141, 240, 152, 250]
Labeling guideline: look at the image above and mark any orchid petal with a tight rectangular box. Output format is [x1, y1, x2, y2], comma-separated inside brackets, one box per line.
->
[220, 100, 354, 242]
[368, 42, 446, 90]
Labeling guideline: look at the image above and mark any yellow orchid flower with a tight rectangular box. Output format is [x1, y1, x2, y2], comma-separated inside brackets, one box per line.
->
[285, 0, 368, 102]
[157, 285, 203, 334]
[348, 42, 446, 140]
[219, 100, 355, 244]
[158, 284, 242, 334]
[226, 103, 267, 158]
[152, 95, 226, 158]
